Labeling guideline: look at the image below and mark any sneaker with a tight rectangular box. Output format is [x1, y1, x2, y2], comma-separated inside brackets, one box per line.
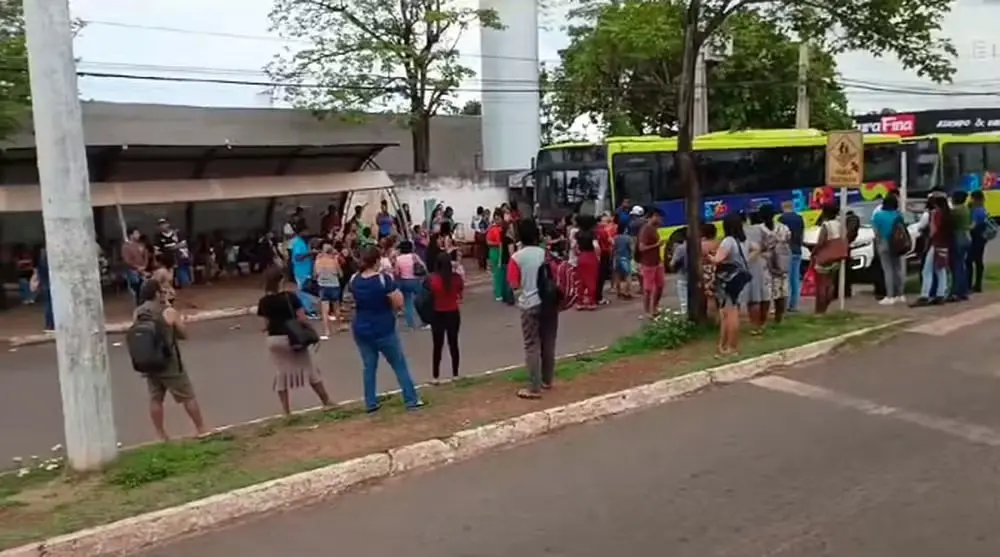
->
[894, 296, 907, 304]
[878, 297, 895, 305]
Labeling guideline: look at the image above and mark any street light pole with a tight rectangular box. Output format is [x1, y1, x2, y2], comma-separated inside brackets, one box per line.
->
[23, 0, 118, 470]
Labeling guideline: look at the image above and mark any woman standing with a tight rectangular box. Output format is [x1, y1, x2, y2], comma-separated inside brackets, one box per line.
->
[744, 211, 773, 333]
[256, 267, 333, 416]
[574, 214, 600, 310]
[711, 214, 751, 355]
[871, 194, 907, 304]
[699, 223, 720, 320]
[486, 211, 505, 301]
[915, 196, 952, 305]
[394, 240, 427, 330]
[812, 204, 846, 314]
[350, 246, 423, 412]
[314, 243, 342, 339]
[428, 252, 464, 384]
[759, 205, 791, 324]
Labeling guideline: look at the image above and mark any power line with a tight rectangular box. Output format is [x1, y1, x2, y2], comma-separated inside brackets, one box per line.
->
[79, 19, 562, 64]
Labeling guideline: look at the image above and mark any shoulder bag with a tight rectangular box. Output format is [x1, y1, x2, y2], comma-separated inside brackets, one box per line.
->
[283, 292, 319, 351]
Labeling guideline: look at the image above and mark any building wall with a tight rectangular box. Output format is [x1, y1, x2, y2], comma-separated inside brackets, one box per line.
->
[5, 101, 485, 176]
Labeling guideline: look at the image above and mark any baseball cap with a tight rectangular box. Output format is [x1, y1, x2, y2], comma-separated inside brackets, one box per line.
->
[630, 206, 645, 216]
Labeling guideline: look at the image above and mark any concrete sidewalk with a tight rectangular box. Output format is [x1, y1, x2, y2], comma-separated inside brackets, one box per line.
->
[138, 305, 1000, 557]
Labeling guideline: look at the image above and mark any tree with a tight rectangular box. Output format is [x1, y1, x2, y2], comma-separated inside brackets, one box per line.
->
[267, 0, 501, 173]
[459, 99, 481, 115]
[675, 0, 954, 322]
[0, 0, 30, 141]
[552, 1, 852, 135]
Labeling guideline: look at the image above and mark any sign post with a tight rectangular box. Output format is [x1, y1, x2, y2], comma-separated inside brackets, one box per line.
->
[825, 130, 864, 312]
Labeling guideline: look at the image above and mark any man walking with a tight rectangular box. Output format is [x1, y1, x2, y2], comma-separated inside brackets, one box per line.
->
[507, 219, 559, 399]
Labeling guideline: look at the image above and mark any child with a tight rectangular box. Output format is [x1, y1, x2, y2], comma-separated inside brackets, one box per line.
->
[613, 227, 635, 298]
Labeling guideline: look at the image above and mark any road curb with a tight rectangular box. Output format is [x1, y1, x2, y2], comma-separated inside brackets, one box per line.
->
[0, 320, 903, 557]
[4, 306, 258, 348]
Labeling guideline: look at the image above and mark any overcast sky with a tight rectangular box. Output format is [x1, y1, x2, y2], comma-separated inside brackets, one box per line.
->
[70, 0, 1000, 116]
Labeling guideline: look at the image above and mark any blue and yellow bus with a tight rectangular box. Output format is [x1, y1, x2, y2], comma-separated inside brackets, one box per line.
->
[904, 133, 1000, 215]
[532, 129, 905, 242]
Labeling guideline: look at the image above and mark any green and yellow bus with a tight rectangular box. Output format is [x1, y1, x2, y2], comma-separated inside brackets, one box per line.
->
[532, 129, 906, 241]
[904, 133, 1000, 215]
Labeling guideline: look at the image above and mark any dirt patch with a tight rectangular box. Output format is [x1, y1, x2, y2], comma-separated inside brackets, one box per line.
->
[238, 346, 704, 470]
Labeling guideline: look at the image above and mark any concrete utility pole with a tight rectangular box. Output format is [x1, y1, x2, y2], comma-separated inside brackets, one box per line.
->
[693, 47, 708, 137]
[795, 41, 810, 129]
[23, 0, 118, 470]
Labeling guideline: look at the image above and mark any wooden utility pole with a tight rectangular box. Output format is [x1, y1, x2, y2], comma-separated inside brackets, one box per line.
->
[23, 0, 118, 470]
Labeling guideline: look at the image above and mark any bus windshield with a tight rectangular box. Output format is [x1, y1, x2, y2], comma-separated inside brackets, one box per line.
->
[534, 145, 610, 219]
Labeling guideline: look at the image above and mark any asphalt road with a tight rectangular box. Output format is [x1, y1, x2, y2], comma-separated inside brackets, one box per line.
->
[0, 286, 645, 463]
[139, 305, 1000, 557]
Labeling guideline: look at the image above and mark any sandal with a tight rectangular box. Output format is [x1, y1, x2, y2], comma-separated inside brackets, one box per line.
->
[516, 388, 542, 399]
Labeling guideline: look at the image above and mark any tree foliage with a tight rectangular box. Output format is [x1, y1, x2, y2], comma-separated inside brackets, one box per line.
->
[551, 0, 853, 135]
[0, 0, 30, 141]
[266, 0, 500, 173]
[458, 99, 481, 115]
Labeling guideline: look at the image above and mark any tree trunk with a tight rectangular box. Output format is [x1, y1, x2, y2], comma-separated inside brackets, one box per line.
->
[411, 113, 431, 173]
[677, 1, 706, 323]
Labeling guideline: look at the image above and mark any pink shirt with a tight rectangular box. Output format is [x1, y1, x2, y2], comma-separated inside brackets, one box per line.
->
[395, 253, 419, 279]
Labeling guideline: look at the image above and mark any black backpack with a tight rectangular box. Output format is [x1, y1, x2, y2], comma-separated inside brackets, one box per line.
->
[126, 312, 172, 374]
[415, 277, 435, 324]
[889, 216, 912, 256]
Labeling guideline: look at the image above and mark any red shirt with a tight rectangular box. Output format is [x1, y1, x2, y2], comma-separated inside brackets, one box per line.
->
[597, 223, 615, 255]
[428, 273, 464, 312]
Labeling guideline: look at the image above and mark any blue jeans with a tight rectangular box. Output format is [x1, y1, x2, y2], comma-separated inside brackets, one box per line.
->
[950, 236, 970, 299]
[675, 276, 688, 314]
[17, 278, 33, 303]
[354, 331, 420, 411]
[295, 276, 319, 317]
[125, 269, 143, 305]
[921, 249, 948, 299]
[42, 289, 54, 330]
[787, 253, 803, 310]
[398, 278, 423, 328]
[174, 264, 192, 288]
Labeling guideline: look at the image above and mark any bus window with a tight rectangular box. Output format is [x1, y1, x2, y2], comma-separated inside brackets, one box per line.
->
[943, 143, 986, 188]
[754, 147, 823, 192]
[697, 149, 756, 196]
[985, 143, 1000, 171]
[611, 153, 655, 206]
[862, 144, 899, 183]
[656, 153, 681, 200]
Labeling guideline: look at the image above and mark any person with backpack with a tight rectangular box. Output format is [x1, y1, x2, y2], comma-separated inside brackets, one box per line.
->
[507, 219, 564, 400]
[426, 252, 464, 384]
[128, 279, 206, 441]
[967, 190, 992, 292]
[872, 193, 908, 304]
[257, 267, 333, 416]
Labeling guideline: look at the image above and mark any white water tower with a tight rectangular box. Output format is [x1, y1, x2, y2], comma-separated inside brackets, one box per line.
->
[479, 0, 540, 174]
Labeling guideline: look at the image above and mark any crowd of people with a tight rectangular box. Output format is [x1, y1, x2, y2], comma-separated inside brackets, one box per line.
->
[122, 188, 995, 440]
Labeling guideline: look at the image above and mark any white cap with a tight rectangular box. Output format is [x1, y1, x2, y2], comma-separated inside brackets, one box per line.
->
[630, 206, 645, 216]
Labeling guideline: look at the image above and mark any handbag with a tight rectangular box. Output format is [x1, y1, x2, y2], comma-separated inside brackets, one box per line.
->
[813, 223, 848, 266]
[283, 293, 319, 351]
[717, 241, 751, 300]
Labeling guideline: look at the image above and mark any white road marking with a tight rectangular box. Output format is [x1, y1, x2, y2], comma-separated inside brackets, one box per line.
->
[750, 375, 1000, 447]
[906, 302, 1000, 336]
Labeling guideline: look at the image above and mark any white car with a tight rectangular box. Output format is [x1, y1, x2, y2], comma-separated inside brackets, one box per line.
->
[800, 201, 924, 284]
